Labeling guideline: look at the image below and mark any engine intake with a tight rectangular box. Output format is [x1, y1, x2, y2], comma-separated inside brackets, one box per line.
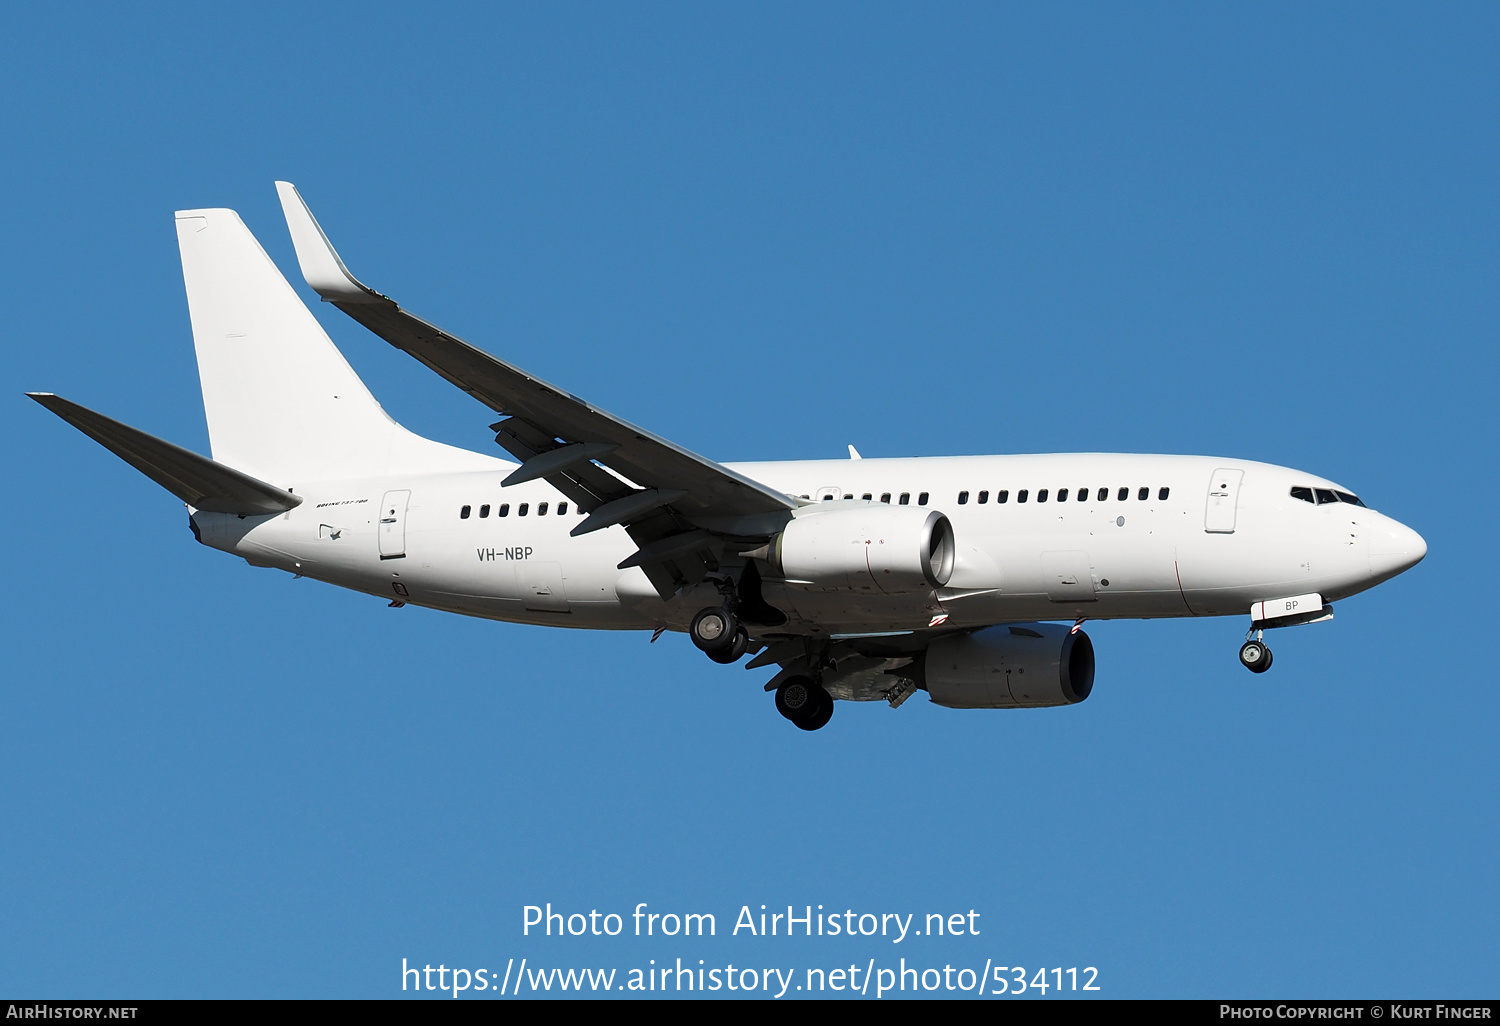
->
[758, 505, 954, 594]
[924, 622, 1095, 708]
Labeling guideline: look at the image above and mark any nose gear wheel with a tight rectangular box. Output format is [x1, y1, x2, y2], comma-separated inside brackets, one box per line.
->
[1239, 639, 1273, 673]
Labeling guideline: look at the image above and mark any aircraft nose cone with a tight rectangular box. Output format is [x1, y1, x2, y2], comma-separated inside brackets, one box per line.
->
[1369, 519, 1427, 579]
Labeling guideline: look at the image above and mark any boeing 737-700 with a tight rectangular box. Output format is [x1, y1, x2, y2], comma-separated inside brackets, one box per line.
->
[28, 183, 1427, 730]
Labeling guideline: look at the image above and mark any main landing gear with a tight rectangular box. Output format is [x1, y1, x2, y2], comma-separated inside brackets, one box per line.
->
[1239, 631, 1273, 674]
[690, 605, 749, 664]
[688, 565, 788, 667]
[774, 675, 834, 731]
[690, 576, 834, 729]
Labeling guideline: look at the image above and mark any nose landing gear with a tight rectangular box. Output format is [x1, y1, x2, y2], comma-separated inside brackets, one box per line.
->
[1239, 632, 1273, 673]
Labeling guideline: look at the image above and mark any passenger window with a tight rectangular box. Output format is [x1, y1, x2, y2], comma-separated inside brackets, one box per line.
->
[800, 494, 810, 500]
[997, 490, 1009, 504]
[1138, 487, 1148, 500]
[1334, 491, 1366, 507]
[1078, 487, 1088, 502]
[1117, 487, 1128, 501]
[518, 503, 529, 516]
[1038, 489, 1049, 503]
[557, 502, 568, 515]
[537, 502, 549, 515]
[479, 504, 490, 518]
[1058, 488, 1069, 502]
[918, 492, 929, 506]
[822, 493, 834, 501]
[861, 493, 872, 501]
[843, 494, 853, 500]
[978, 490, 989, 504]
[880, 493, 891, 503]
[499, 503, 510, 517]
[899, 493, 910, 505]
[1315, 488, 1338, 505]
[1018, 489, 1029, 503]
[1158, 487, 1170, 501]
[1097, 487, 1108, 501]
[460, 505, 472, 519]
[957, 491, 969, 504]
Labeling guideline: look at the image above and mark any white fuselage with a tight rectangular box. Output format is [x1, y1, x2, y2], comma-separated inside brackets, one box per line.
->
[191, 451, 1425, 638]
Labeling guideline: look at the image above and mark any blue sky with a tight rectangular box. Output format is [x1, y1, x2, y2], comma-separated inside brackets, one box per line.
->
[2, 2, 1495, 999]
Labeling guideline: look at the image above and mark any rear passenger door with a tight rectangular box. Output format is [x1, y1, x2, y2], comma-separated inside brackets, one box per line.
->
[378, 489, 410, 559]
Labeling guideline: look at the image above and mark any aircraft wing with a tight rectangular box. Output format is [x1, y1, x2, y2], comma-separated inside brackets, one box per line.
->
[28, 393, 302, 516]
[275, 183, 793, 521]
[275, 182, 796, 596]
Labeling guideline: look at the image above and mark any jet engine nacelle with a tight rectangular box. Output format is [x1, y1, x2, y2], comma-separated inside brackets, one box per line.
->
[924, 622, 1095, 708]
[759, 505, 955, 594]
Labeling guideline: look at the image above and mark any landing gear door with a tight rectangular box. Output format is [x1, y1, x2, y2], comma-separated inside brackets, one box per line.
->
[378, 489, 411, 559]
[1204, 469, 1244, 534]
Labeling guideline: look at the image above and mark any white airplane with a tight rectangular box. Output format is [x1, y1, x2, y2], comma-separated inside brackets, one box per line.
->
[29, 183, 1426, 731]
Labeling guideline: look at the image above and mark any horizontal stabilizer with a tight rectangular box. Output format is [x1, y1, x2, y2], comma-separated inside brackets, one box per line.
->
[27, 393, 302, 515]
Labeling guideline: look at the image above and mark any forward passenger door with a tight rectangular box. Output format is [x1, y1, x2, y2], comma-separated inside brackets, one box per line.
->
[1204, 470, 1244, 534]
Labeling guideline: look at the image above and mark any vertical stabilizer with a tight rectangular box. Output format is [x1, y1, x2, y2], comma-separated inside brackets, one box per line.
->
[175, 208, 432, 484]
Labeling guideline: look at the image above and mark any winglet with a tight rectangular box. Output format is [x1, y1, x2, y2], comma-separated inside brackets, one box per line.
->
[274, 181, 387, 305]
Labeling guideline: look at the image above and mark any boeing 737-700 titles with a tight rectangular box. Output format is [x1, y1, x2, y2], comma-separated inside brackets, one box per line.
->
[29, 183, 1427, 730]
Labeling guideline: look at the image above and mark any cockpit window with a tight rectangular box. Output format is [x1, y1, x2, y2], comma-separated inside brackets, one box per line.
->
[1293, 484, 1366, 507]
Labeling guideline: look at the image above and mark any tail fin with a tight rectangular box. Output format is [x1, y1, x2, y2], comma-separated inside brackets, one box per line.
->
[176, 206, 491, 484]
